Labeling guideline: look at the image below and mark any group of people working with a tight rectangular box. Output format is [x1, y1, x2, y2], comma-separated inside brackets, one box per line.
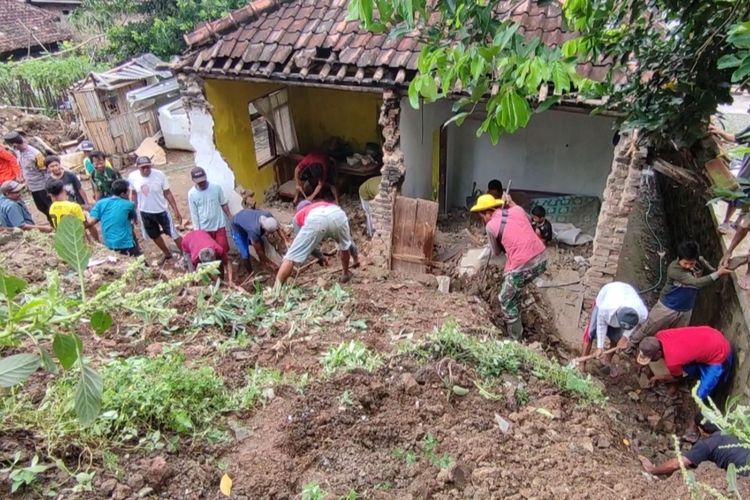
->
[470, 180, 747, 477]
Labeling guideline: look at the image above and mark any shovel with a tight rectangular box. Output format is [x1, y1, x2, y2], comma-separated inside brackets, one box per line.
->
[567, 346, 619, 369]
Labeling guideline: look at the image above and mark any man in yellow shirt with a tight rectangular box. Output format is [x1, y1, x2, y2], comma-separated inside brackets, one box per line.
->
[47, 179, 99, 242]
[358, 175, 381, 238]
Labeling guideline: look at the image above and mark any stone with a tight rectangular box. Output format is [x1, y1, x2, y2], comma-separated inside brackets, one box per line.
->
[471, 467, 500, 483]
[262, 387, 276, 401]
[100, 478, 117, 495]
[436, 275, 450, 293]
[597, 437, 611, 449]
[138, 486, 154, 497]
[113, 484, 131, 500]
[436, 462, 470, 487]
[647, 414, 661, 428]
[401, 373, 420, 395]
[413, 273, 437, 288]
[144, 456, 169, 487]
[127, 472, 145, 490]
[494, 413, 511, 435]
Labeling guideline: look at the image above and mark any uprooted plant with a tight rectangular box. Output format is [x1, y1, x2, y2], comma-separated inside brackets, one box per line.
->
[0, 218, 219, 424]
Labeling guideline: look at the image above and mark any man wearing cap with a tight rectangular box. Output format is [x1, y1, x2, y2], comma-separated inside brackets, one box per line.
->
[187, 167, 232, 255]
[637, 326, 732, 401]
[127, 156, 183, 263]
[4, 131, 50, 223]
[180, 229, 232, 284]
[0, 180, 51, 232]
[276, 200, 359, 286]
[471, 193, 547, 340]
[580, 281, 647, 374]
[231, 207, 283, 275]
[0, 144, 21, 184]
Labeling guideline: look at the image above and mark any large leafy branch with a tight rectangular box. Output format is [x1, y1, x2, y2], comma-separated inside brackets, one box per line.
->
[0, 217, 218, 424]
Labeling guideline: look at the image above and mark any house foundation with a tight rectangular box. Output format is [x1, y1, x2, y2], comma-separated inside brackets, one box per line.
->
[582, 134, 648, 307]
[370, 89, 406, 267]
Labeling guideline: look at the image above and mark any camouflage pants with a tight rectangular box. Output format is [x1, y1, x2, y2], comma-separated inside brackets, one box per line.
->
[499, 259, 547, 322]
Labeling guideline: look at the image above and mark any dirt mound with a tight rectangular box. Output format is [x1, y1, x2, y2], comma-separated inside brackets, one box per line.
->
[0, 108, 80, 151]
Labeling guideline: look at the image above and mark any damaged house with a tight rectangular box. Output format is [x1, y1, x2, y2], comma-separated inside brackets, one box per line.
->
[174, 0, 630, 278]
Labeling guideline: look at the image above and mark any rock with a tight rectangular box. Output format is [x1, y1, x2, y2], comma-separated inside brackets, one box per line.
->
[113, 484, 131, 500]
[262, 387, 276, 401]
[144, 456, 169, 488]
[145, 342, 163, 357]
[638, 373, 651, 389]
[436, 462, 470, 487]
[471, 466, 500, 483]
[100, 478, 117, 495]
[138, 486, 154, 497]
[647, 414, 661, 429]
[577, 437, 594, 453]
[127, 472, 145, 490]
[628, 391, 640, 402]
[494, 413, 511, 435]
[436, 275, 450, 293]
[414, 273, 438, 289]
[596, 437, 611, 449]
[401, 373, 420, 395]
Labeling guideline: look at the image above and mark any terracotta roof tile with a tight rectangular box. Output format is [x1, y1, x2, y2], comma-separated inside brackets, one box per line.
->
[180, 0, 607, 88]
[0, 0, 70, 54]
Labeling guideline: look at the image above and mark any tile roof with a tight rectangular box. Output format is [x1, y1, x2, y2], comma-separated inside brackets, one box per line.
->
[179, 0, 610, 88]
[0, 0, 71, 55]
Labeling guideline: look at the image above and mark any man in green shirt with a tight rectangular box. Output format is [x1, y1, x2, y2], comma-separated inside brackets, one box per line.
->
[358, 175, 381, 237]
[90, 151, 121, 200]
[623, 240, 731, 353]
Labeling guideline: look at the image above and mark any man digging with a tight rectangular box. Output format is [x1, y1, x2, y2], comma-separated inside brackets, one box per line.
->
[471, 193, 547, 340]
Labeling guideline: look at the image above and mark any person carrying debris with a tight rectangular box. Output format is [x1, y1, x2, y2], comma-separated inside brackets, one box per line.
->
[639, 413, 749, 476]
[128, 156, 183, 264]
[580, 281, 647, 374]
[187, 166, 233, 255]
[624, 241, 731, 354]
[358, 175, 381, 237]
[45, 156, 91, 208]
[276, 200, 359, 286]
[0, 180, 51, 232]
[89, 179, 141, 257]
[637, 326, 732, 402]
[180, 229, 232, 284]
[471, 193, 547, 340]
[293, 150, 339, 205]
[0, 145, 21, 184]
[90, 151, 121, 200]
[231, 207, 283, 275]
[46, 179, 100, 242]
[4, 131, 51, 224]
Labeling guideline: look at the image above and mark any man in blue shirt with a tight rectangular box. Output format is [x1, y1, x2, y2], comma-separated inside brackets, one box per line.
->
[231, 208, 283, 275]
[89, 179, 141, 256]
[0, 180, 51, 232]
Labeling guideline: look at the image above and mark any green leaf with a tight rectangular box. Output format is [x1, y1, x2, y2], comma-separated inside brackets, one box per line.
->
[727, 463, 738, 494]
[443, 111, 470, 127]
[54, 216, 91, 276]
[731, 59, 750, 83]
[74, 361, 102, 425]
[420, 76, 438, 101]
[39, 348, 59, 375]
[407, 77, 421, 109]
[717, 54, 742, 70]
[0, 272, 26, 300]
[0, 353, 40, 387]
[535, 95, 561, 113]
[52, 333, 82, 370]
[90, 310, 113, 335]
[550, 62, 571, 94]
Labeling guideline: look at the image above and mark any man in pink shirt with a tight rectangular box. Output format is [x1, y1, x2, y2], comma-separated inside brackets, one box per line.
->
[471, 193, 547, 339]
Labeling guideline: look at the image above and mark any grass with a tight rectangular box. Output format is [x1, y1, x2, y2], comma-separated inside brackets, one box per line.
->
[237, 366, 284, 409]
[423, 321, 606, 404]
[301, 481, 327, 500]
[392, 433, 453, 469]
[320, 340, 382, 375]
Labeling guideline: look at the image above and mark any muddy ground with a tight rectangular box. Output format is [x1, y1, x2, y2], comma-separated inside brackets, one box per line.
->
[1, 147, 748, 498]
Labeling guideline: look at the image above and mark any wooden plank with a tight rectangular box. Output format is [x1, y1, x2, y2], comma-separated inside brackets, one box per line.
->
[391, 196, 438, 276]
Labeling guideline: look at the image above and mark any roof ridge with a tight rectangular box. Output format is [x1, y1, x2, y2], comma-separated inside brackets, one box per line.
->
[185, 0, 294, 48]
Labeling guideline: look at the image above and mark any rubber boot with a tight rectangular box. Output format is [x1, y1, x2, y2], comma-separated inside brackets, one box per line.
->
[506, 320, 523, 340]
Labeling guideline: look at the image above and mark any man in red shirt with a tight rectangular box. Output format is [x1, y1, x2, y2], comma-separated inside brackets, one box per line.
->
[637, 326, 732, 401]
[293, 150, 339, 204]
[0, 146, 22, 184]
[180, 229, 232, 284]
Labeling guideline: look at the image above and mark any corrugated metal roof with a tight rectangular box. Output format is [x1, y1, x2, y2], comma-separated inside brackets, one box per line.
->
[82, 53, 173, 91]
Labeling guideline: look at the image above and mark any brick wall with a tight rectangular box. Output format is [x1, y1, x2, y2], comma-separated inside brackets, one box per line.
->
[582, 133, 647, 307]
[370, 89, 405, 267]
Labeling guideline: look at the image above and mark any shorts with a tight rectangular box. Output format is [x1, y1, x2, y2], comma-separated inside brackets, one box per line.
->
[284, 205, 352, 264]
[140, 211, 179, 240]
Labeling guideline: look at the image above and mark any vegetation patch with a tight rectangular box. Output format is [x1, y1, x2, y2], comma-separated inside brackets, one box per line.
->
[320, 340, 382, 375]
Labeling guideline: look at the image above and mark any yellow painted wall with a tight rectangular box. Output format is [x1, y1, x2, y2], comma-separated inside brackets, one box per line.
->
[288, 87, 382, 152]
[204, 79, 283, 204]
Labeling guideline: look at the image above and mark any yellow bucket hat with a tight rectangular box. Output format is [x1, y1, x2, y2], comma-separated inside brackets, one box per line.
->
[470, 193, 504, 212]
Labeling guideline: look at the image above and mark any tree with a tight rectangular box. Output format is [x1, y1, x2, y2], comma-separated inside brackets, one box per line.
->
[348, 0, 750, 148]
[70, 0, 248, 60]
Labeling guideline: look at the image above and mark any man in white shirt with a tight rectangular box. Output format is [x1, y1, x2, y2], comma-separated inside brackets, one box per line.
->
[187, 166, 232, 256]
[580, 281, 648, 375]
[127, 156, 183, 263]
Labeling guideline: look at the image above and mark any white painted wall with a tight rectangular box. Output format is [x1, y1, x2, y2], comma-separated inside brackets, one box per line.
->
[399, 97, 617, 209]
[187, 107, 243, 214]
